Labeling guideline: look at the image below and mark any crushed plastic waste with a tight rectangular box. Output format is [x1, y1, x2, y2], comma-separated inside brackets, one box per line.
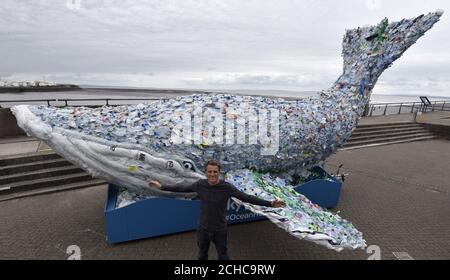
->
[113, 167, 365, 251]
[225, 169, 366, 251]
[10, 12, 442, 251]
[24, 12, 442, 178]
[116, 187, 151, 208]
[27, 92, 354, 177]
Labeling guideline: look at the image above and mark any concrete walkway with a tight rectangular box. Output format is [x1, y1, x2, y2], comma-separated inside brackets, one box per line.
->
[417, 111, 450, 127]
[0, 139, 449, 260]
[0, 137, 50, 157]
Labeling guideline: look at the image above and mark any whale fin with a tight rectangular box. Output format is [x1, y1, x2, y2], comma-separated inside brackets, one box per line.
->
[225, 169, 366, 251]
[324, 11, 444, 122]
[342, 11, 442, 77]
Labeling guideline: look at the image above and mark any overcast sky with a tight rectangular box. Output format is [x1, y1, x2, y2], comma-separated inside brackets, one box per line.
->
[1, 0, 449, 96]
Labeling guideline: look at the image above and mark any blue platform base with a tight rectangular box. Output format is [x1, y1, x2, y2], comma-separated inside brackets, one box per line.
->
[294, 166, 342, 209]
[104, 166, 342, 244]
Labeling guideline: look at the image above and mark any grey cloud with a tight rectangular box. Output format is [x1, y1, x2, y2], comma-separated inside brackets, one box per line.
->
[183, 73, 333, 88]
[1, 0, 449, 96]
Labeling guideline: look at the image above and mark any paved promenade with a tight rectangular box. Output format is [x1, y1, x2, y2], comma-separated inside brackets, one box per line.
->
[1, 139, 449, 260]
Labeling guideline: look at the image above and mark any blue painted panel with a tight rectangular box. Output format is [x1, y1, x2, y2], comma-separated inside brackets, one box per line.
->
[104, 166, 342, 244]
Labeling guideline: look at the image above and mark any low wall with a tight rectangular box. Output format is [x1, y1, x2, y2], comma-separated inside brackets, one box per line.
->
[0, 108, 26, 137]
[422, 123, 450, 140]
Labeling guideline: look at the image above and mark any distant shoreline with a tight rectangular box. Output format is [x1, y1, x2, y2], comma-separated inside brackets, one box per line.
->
[1, 86, 450, 108]
[0, 84, 81, 93]
[82, 86, 212, 95]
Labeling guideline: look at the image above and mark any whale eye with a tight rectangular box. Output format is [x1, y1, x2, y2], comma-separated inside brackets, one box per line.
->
[182, 161, 195, 171]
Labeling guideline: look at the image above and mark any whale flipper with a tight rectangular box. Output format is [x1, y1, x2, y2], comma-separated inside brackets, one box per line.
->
[225, 169, 366, 251]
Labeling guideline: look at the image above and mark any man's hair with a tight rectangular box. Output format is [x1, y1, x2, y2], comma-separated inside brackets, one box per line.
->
[204, 160, 221, 171]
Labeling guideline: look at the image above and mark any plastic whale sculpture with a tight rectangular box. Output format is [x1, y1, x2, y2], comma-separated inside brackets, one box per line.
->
[12, 11, 442, 251]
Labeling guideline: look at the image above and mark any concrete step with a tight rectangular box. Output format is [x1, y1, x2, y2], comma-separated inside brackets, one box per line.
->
[0, 136, 38, 144]
[0, 165, 84, 185]
[0, 172, 95, 195]
[0, 158, 71, 176]
[348, 130, 433, 142]
[344, 133, 436, 147]
[0, 179, 106, 202]
[340, 135, 437, 151]
[0, 151, 106, 199]
[356, 121, 417, 128]
[351, 126, 426, 137]
[354, 122, 422, 132]
[0, 152, 61, 166]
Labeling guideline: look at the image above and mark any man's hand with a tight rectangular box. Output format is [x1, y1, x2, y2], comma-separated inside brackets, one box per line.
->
[148, 180, 162, 189]
[271, 199, 286, 208]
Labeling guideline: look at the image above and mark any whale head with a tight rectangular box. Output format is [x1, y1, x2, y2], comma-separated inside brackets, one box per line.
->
[49, 135, 208, 196]
[11, 104, 206, 197]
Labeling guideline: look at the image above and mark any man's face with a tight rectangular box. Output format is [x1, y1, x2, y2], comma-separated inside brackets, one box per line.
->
[205, 165, 220, 185]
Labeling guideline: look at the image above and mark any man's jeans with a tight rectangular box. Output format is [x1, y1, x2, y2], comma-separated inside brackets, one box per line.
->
[196, 228, 229, 260]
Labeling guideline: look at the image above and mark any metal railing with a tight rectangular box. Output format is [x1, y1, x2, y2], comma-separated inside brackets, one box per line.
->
[364, 101, 450, 117]
[1, 97, 450, 117]
[0, 97, 166, 108]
